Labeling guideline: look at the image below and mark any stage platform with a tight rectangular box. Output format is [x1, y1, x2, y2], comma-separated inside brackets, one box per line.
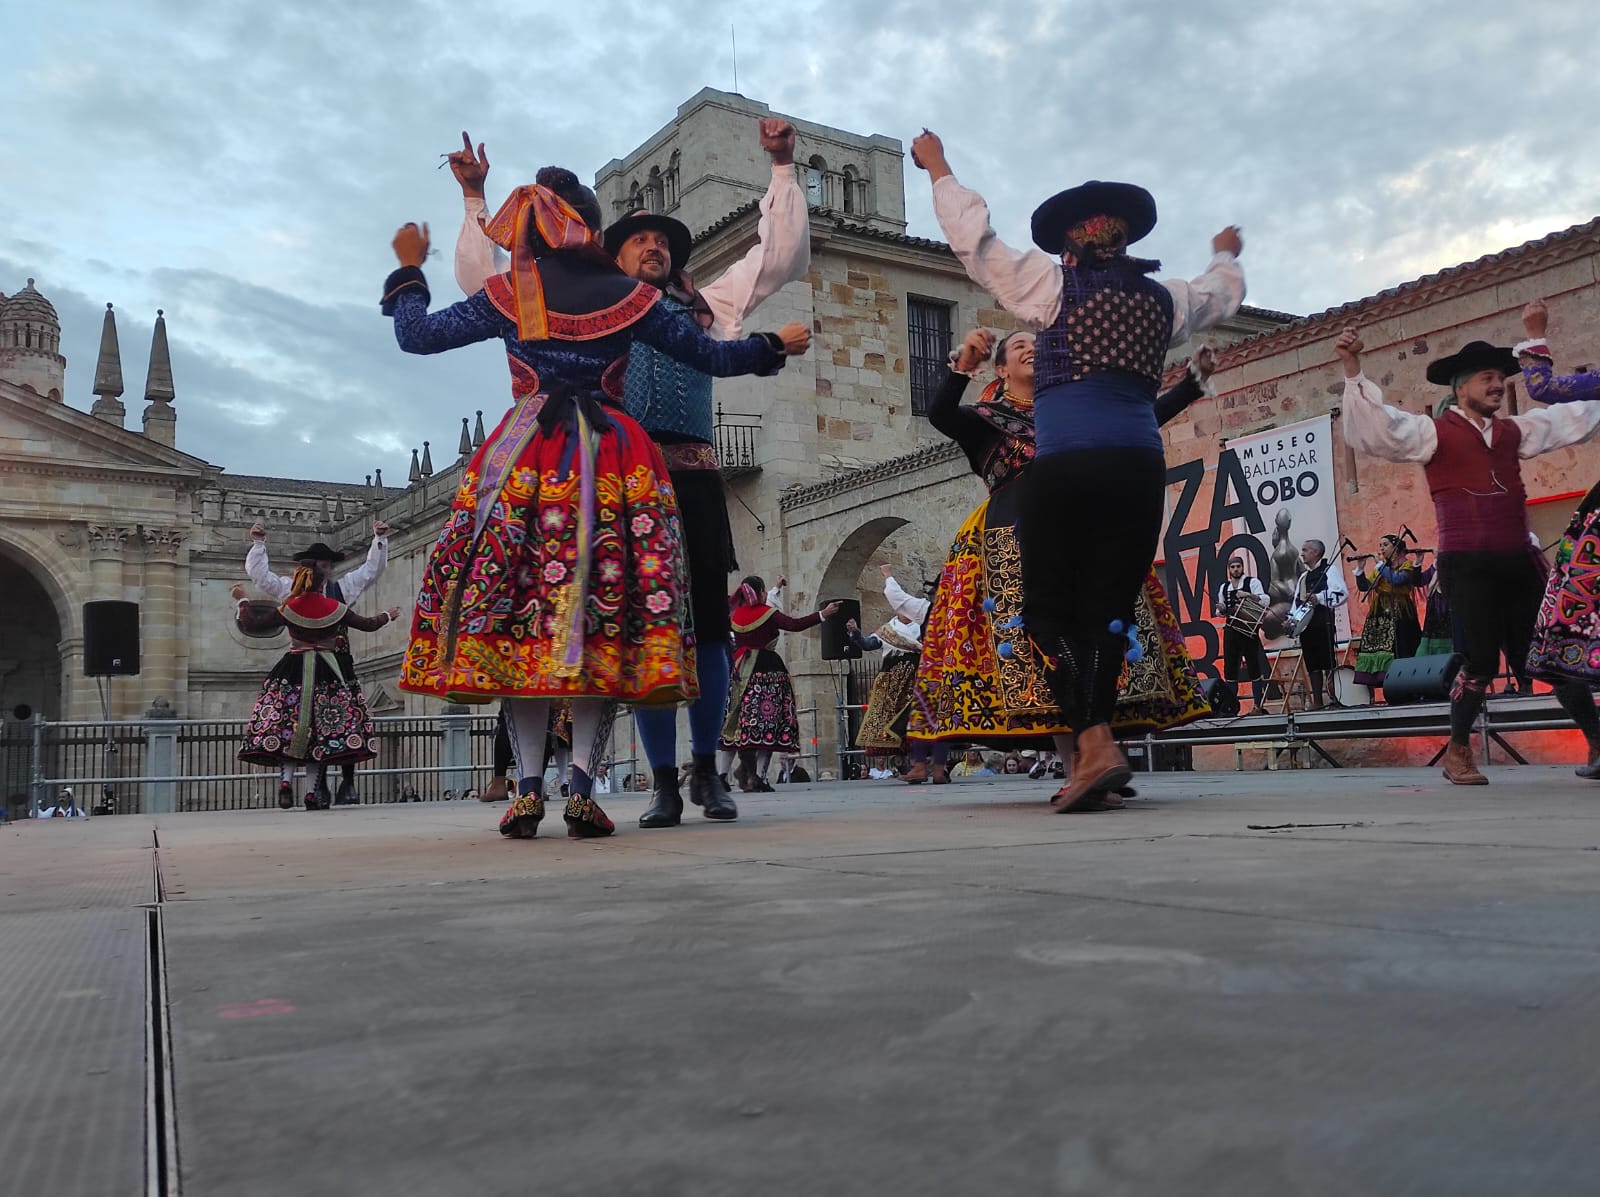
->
[7, 768, 1600, 1196]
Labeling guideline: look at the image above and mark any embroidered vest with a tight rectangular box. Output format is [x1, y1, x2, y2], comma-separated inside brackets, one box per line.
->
[1423, 413, 1529, 554]
[622, 294, 715, 443]
[1033, 264, 1175, 390]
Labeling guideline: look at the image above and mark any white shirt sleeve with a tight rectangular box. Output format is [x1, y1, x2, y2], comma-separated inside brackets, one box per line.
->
[1320, 564, 1348, 610]
[245, 541, 292, 601]
[699, 163, 812, 340]
[930, 175, 1063, 330]
[1341, 373, 1439, 463]
[1508, 401, 1600, 458]
[766, 584, 785, 610]
[883, 575, 930, 625]
[454, 196, 507, 296]
[1164, 252, 1246, 347]
[336, 536, 389, 606]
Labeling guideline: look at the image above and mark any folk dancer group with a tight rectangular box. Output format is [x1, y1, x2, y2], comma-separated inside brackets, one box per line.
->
[229, 116, 1600, 822]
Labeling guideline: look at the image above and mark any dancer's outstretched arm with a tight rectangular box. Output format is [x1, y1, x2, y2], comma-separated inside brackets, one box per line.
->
[446, 132, 507, 295]
[383, 224, 514, 354]
[1518, 300, 1600, 404]
[1334, 328, 1439, 463]
[632, 303, 799, 377]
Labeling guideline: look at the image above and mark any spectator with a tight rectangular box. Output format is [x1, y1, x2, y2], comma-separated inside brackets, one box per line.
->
[950, 749, 995, 779]
[788, 763, 811, 784]
[1002, 754, 1024, 775]
[37, 788, 87, 819]
[593, 763, 613, 795]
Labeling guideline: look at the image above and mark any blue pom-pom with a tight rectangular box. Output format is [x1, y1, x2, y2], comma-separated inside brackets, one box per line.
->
[1109, 620, 1125, 635]
[1001, 615, 1024, 630]
[997, 641, 1014, 659]
[981, 597, 997, 613]
[1121, 621, 1143, 663]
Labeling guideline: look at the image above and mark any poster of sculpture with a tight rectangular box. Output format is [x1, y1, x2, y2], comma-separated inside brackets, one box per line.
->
[1161, 413, 1350, 675]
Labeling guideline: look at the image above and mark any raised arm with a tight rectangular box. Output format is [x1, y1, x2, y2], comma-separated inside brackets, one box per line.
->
[631, 302, 793, 377]
[230, 585, 286, 634]
[929, 329, 1000, 458]
[914, 131, 1062, 329]
[1515, 306, 1600, 404]
[336, 521, 390, 605]
[244, 532, 292, 601]
[1333, 329, 1438, 463]
[1154, 346, 1219, 428]
[699, 120, 812, 338]
[882, 570, 930, 625]
[446, 132, 508, 295]
[1164, 227, 1246, 346]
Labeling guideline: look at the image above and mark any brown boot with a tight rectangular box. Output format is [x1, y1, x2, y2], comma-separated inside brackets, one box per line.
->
[1576, 741, 1600, 781]
[930, 762, 950, 785]
[1051, 724, 1131, 813]
[1441, 741, 1488, 786]
[900, 761, 929, 784]
[482, 776, 511, 802]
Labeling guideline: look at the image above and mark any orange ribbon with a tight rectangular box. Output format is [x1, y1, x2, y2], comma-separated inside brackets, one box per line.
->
[482, 185, 603, 340]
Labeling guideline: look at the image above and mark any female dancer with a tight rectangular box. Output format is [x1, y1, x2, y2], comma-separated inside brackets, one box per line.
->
[1353, 534, 1432, 695]
[719, 577, 840, 791]
[232, 574, 400, 811]
[908, 328, 1213, 804]
[912, 129, 1244, 811]
[848, 568, 931, 765]
[382, 168, 808, 838]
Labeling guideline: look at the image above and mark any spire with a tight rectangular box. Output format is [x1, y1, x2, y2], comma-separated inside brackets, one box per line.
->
[374, 467, 384, 491]
[141, 309, 177, 447]
[458, 417, 473, 457]
[420, 440, 434, 477]
[472, 410, 486, 447]
[90, 303, 126, 427]
[408, 449, 421, 484]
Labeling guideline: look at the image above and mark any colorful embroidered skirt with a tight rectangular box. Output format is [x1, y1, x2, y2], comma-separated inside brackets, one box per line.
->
[720, 649, 802, 752]
[1529, 503, 1600, 684]
[240, 649, 376, 766]
[1353, 594, 1422, 687]
[855, 651, 920, 754]
[401, 394, 696, 705]
[907, 494, 1209, 742]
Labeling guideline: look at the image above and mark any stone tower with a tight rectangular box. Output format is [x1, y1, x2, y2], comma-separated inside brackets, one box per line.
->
[0, 278, 67, 400]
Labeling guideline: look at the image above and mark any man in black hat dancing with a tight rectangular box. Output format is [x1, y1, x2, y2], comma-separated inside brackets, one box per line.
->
[449, 117, 811, 827]
[911, 129, 1244, 813]
[245, 518, 391, 804]
[1337, 327, 1600, 785]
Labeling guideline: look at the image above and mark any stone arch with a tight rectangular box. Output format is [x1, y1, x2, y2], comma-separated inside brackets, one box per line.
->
[805, 155, 828, 208]
[817, 514, 909, 604]
[841, 165, 858, 214]
[0, 534, 74, 721]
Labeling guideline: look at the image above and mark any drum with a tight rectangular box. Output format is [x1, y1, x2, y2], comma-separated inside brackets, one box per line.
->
[1287, 600, 1317, 637]
[1331, 665, 1369, 707]
[1227, 592, 1268, 637]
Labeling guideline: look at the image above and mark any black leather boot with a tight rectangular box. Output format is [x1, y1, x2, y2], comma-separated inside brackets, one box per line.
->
[692, 754, 738, 821]
[639, 764, 684, 828]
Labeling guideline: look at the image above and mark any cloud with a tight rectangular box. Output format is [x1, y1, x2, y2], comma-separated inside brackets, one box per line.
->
[4, 0, 1597, 480]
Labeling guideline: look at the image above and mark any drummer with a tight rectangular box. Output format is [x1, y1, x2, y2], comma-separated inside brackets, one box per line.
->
[1294, 539, 1348, 709]
[1217, 556, 1270, 710]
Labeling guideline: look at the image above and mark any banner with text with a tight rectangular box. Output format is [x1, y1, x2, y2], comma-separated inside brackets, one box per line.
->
[1161, 413, 1350, 676]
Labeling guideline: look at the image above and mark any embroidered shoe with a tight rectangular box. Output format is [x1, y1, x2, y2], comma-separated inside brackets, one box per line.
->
[498, 780, 545, 839]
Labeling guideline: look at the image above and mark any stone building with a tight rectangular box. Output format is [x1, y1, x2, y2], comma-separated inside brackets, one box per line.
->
[4, 85, 1594, 778]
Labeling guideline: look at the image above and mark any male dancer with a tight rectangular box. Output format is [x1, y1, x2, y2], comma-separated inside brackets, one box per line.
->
[245, 519, 390, 804]
[451, 118, 811, 825]
[1337, 327, 1600, 784]
[1294, 539, 1348, 709]
[1217, 556, 1270, 709]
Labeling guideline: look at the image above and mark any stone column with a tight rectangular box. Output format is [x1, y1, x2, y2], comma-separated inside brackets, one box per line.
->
[140, 527, 186, 717]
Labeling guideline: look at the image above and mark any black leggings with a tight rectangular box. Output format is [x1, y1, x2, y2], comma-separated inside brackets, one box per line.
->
[1018, 447, 1166, 728]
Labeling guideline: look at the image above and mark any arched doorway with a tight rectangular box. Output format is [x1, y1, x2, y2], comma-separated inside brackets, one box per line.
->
[0, 545, 65, 814]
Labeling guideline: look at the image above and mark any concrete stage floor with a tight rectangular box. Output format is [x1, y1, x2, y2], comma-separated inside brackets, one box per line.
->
[7, 766, 1600, 1196]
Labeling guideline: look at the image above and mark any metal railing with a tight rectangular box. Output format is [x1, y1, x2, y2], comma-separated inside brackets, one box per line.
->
[4, 712, 644, 819]
[714, 405, 761, 475]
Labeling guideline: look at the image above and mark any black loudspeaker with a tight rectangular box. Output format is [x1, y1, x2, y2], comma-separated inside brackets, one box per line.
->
[818, 598, 863, 661]
[1380, 652, 1462, 704]
[83, 601, 141, 676]
[1198, 676, 1240, 718]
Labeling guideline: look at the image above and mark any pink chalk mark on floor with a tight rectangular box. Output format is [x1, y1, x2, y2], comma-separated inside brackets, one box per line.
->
[216, 998, 298, 1019]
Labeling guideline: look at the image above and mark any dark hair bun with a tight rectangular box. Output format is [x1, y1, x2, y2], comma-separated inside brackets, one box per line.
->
[535, 166, 582, 191]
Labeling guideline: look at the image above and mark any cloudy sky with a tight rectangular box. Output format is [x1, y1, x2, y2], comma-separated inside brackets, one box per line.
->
[4, 0, 1595, 481]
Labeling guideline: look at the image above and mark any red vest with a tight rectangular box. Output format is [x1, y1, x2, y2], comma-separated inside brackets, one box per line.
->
[1423, 412, 1529, 553]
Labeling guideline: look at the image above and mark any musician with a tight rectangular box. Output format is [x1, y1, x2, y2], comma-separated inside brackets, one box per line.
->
[1295, 539, 1348, 709]
[1216, 557, 1270, 708]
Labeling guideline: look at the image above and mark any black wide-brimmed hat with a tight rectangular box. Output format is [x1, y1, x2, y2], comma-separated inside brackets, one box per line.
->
[293, 542, 346, 563]
[1425, 341, 1520, 386]
[1030, 181, 1158, 255]
[603, 210, 693, 273]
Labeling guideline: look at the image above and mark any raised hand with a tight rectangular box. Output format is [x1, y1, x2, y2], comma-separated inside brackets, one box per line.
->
[1333, 327, 1363, 377]
[1522, 299, 1548, 339]
[956, 327, 995, 372]
[820, 601, 842, 618]
[447, 132, 489, 199]
[879, 563, 894, 579]
[372, 519, 391, 537]
[909, 129, 950, 181]
[386, 606, 402, 623]
[1212, 225, 1244, 256]
[846, 619, 860, 632]
[248, 521, 266, 543]
[758, 118, 796, 167]
[229, 584, 248, 602]
[777, 322, 812, 355]
[393, 222, 430, 267]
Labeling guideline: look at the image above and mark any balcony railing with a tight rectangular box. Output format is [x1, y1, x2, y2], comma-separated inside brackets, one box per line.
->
[714, 404, 761, 478]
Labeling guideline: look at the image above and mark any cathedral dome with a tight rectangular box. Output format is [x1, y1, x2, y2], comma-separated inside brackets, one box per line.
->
[2, 279, 61, 328]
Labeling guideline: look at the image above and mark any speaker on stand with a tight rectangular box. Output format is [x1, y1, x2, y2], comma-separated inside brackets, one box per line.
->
[818, 598, 862, 661]
[81, 601, 141, 817]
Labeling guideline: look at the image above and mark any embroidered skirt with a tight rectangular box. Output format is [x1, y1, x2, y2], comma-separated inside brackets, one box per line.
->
[720, 649, 802, 752]
[401, 393, 696, 705]
[855, 651, 920, 754]
[907, 492, 1209, 742]
[240, 649, 376, 766]
[1529, 503, 1600, 684]
[1353, 592, 1422, 686]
